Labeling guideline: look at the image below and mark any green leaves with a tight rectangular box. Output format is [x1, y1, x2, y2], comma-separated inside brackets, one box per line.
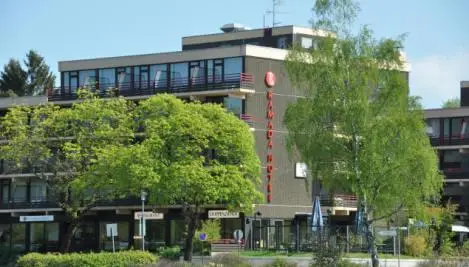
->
[285, 1, 442, 224]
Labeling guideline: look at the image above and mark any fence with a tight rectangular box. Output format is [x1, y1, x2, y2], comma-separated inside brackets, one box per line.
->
[245, 224, 408, 255]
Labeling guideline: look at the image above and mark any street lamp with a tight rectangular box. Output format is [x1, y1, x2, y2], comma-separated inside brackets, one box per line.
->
[253, 211, 262, 250]
[141, 190, 147, 251]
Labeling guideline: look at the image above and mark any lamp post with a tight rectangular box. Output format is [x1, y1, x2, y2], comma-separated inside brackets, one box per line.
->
[253, 211, 262, 250]
[141, 190, 147, 251]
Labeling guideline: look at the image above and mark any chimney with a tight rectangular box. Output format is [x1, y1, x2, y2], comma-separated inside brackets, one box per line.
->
[460, 81, 469, 107]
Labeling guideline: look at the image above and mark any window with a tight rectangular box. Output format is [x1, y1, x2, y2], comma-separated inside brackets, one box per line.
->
[301, 37, 313, 49]
[277, 37, 288, 49]
[12, 224, 25, 251]
[190, 61, 205, 86]
[79, 70, 96, 88]
[117, 67, 131, 91]
[150, 64, 168, 89]
[0, 224, 10, 248]
[224, 57, 242, 81]
[443, 119, 450, 137]
[443, 150, 461, 163]
[426, 119, 440, 137]
[140, 66, 149, 89]
[30, 223, 45, 251]
[224, 97, 242, 116]
[31, 181, 47, 202]
[170, 62, 188, 88]
[12, 181, 27, 202]
[451, 118, 463, 138]
[63, 72, 69, 92]
[1, 181, 9, 204]
[99, 68, 115, 91]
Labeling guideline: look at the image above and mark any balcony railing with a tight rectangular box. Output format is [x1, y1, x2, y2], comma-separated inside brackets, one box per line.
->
[429, 136, 469, 146]
[47, 73, 254, 102]
[320, 194, 357, 208]
[443, 168, 469, 179]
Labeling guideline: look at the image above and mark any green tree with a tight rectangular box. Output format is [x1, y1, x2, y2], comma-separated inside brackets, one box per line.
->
[24, 50, 56, 96]
[0, 50, 55, 96]
[93, 95, 263, 261]
[441, 97, 459, 108]
[284, 1, 443, 266]
[0, 90, 135, 252]
[0, 59, 27, 96]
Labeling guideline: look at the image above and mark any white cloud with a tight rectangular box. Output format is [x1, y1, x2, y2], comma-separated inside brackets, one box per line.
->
[409, 50, 469, 109]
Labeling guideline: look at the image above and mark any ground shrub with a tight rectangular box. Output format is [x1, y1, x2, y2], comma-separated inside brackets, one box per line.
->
[154, 259, 204, 267]
[210, 253, 250, 267]
[0, 246, 21, 267]
[16, 250, 157, 267]
[404, 235, 427, 257]
[263, 258, 297, 267]
[157, 246, 182, 261]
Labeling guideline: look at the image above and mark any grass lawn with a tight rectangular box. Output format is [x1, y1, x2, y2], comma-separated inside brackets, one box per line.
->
[240, 250, 417, 259]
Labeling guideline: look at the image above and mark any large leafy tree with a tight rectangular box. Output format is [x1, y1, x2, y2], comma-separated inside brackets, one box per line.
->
[0, 91, 135, 252]
[284, 0, 443, 266]
[0, 50, 55, 96]
[441, 97, 459, 108]
[92, 95, 263, 261]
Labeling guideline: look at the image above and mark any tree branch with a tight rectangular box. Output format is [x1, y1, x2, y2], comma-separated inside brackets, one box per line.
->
[368, 203, 404, 224]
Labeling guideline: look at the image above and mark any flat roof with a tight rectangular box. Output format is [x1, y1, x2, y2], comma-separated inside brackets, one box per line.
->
[424, 107, 469, 119]
[182, 25, 334, 46]
[58, 45, 290, 72]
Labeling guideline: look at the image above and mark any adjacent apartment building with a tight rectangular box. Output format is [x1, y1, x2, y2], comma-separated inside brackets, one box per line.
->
[425, 81, 469, 224]
[0, 24, 410, 253]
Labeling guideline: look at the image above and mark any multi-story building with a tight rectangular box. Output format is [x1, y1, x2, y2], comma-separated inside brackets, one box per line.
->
[425, 81, 469, 223]
[0, 24, 410, 253]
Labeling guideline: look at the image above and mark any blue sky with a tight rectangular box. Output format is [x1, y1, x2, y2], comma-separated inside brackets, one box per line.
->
[0, 0, 468, 108]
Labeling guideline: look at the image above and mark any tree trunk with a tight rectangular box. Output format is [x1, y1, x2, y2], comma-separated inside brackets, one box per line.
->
[183, 212, 200, 262]
[59, 221, 78, 253]
[364, 220, 379, 267]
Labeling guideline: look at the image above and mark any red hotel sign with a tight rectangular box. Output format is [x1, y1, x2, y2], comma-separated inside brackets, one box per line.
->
[265, 71, 276, 203]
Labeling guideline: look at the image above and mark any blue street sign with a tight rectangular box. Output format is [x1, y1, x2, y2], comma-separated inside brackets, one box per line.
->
[199, 232, 208, 241]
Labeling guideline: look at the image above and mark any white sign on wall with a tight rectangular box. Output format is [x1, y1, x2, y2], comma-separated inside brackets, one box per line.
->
[295, 163, 308, 178]
[19, 215, 54, 222]
[208, 210, 240, 219]
[134, 212, 164, 220]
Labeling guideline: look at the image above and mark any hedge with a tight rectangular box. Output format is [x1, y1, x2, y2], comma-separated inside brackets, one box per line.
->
[16, 250, 158, 267]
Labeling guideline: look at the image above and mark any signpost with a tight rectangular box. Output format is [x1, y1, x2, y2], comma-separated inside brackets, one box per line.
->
[199, 233, 208, 264]
[106, 223, 118, 252]
[19, 215, 54, 222]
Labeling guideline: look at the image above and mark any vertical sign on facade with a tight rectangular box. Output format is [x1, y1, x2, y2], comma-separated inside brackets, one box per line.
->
[265, 71, 276, 203]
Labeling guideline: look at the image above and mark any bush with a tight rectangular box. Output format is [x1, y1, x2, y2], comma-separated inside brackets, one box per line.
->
[193, 219, 221, 255]
[157, 246, 181, 261]
[0, 246, 21, 267]
[311, 245, 343, 267]
[210, 253, 250, 267]
[263, 258, 297, 267]
[155, 259, 204, 267]
[457, 240, 469, 256]
[16, 251, 157, 267]
[404, 235, 427, 257]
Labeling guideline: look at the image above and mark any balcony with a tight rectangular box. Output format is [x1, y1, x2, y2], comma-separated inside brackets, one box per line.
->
[443, 168, 469, 179]
[429, 136, 469, 147]
[320, 194, 357, 216]
[47, 73, 255, 102]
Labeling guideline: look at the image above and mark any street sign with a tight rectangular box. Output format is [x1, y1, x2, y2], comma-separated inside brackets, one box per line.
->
[378, 230, 397, 237]
[199, 232, 208, 241]
[134, 212, 164, 220]
[208, 210, 239, 219]
[233, 229, 244, 241]
[19, 215, 54, 222]
[106, 224, 118, 237]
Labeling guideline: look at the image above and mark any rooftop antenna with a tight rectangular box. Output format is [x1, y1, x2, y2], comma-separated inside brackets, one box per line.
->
[265, 0, 287, 28]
